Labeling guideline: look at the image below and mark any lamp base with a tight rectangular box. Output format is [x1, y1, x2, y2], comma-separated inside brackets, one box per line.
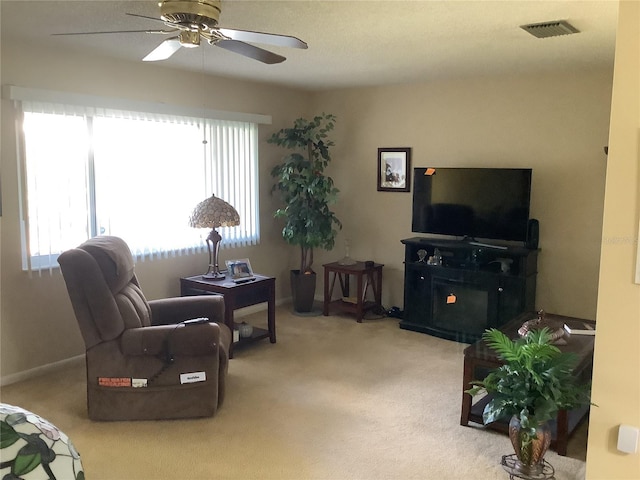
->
[202, 272, 225, 280]
[202, 230, 225, 280]
[202, 263, 225, 280]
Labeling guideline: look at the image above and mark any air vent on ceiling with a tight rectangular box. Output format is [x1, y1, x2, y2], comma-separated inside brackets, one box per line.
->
[520, 20, 579, 38]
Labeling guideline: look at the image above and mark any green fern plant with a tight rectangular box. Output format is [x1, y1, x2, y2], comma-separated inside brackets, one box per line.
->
[466, 328, 592, 444]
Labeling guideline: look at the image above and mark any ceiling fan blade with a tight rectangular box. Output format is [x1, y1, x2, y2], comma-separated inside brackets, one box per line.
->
[143, 37, 182, 61]
[218, 28, 307, 49]
[125, 12, 167, 24]
[52, 29, 175, 36]
[216, 39, 286, 64]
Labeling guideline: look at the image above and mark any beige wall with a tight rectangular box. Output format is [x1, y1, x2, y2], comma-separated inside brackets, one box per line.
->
[311, 70, 612, 317]
[0, 41, 309, 379]
[586, 1, 640, 478]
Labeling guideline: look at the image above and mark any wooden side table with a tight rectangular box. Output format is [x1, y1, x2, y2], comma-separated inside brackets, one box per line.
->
[323, 261, 384, 322]
[460, 311, 595, 456]
[180, 274, 276, 358]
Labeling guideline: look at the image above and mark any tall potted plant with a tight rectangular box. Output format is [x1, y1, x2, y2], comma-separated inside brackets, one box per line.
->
[466, 328, 592, 475]
[269, 113, 342, 312]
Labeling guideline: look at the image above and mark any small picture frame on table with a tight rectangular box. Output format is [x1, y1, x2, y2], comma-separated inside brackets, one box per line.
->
[225, 258, 255, 283]
[377, 147, 411, 192]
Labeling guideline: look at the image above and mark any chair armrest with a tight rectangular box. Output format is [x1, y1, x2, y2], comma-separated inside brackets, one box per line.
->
[148, 296, 225, 326]
[120, 323, 222, 357]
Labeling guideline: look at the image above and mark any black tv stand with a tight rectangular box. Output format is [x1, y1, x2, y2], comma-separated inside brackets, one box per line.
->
[400, 237, 538, 343]
[459, 235, 510, 250]
[467, 240, 508, 250]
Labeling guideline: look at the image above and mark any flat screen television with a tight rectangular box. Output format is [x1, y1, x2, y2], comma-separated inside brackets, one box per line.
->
[412, 167, 532, 244]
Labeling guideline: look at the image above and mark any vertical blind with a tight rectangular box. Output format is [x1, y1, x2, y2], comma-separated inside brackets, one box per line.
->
[16, 98, 260, 272]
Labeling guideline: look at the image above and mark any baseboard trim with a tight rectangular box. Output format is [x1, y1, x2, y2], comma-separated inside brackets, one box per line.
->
[0, 354, 85, 387]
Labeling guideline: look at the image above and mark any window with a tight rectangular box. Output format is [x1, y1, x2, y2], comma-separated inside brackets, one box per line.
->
[15, 93, 262, 271]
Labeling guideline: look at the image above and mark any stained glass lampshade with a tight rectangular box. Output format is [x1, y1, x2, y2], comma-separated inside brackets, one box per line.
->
[189, 194, 240, 279]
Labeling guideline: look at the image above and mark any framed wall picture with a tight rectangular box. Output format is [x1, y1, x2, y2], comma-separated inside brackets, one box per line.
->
[377, 147, 411, 192]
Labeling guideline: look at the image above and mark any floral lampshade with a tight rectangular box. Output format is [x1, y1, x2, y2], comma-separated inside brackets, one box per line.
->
[189, 194, 240, 229]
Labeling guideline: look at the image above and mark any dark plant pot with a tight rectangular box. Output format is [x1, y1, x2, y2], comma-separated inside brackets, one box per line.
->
[508, 415, 552, 476]
[290, 270, 316, 313]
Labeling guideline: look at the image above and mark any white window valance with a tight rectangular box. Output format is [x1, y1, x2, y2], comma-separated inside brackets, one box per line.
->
[3, 85, 272, 125]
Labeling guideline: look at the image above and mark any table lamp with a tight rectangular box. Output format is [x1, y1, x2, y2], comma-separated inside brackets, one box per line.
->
[189, 194, 240, 279]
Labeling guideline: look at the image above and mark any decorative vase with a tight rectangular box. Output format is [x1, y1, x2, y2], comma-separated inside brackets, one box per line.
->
[238, 322, 253, 338]
[290, 270, 316, 313]
[508, 415, 552, 475]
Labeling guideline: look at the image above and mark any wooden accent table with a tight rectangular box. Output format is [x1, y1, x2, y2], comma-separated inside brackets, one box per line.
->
[460, 311, 595, 456]
[323, 261, 384, 322]
[180, 274, 276, 358]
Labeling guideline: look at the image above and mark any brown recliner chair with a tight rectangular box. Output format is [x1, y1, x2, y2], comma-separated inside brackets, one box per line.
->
[58, 235, 231, 421]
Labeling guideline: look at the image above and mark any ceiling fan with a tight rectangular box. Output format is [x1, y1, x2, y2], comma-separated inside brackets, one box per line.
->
[53, 0, 307, 64]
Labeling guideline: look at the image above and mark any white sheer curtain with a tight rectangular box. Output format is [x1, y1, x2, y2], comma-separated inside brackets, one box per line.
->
[17, 99, 260, 272]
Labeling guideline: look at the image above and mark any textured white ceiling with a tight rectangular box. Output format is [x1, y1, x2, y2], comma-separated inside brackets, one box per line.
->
[1, 0, 619, 91]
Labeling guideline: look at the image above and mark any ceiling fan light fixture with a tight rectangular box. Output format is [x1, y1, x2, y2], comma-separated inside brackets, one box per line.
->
[160, 0, 221, 30]
[179, 30, 201, 47]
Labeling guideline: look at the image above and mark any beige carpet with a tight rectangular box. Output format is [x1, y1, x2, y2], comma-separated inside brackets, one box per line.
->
[1, 305, 588, 479]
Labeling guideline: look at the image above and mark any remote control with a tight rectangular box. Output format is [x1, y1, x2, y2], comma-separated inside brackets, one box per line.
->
[183, 317, 209, 325]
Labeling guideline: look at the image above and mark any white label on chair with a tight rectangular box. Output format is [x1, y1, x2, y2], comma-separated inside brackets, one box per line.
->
[180, 372, 206, 384]
[132, 378, 148, 388]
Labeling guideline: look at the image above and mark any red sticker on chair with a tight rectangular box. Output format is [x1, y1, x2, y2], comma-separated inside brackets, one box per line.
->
[98, 377, 132, 387]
